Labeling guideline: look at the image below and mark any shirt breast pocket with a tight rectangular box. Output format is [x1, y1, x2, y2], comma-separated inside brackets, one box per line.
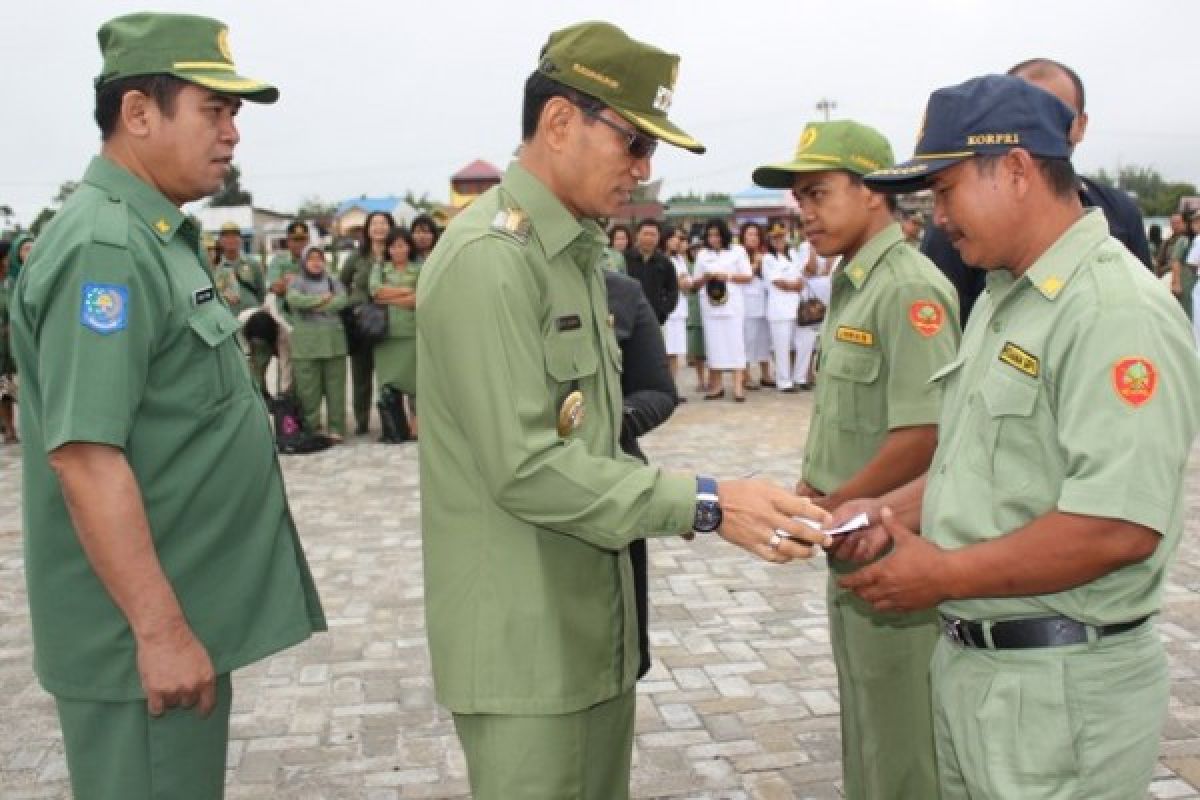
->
[821, 347, 884, 434]
[187, 303, 246, 408]
[973, 367, 1041, 492]
[544, 332, 599, 383]
[544, 332, 599, 439]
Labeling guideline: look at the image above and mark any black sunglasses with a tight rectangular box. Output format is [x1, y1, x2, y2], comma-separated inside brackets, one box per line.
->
[580, 106, 658, 159]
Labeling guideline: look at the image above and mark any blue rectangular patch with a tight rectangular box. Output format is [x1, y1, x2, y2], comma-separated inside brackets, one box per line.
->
[80, 283, 129, 335]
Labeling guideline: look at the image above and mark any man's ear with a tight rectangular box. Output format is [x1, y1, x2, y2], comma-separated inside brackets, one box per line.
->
[538, 96, 576, 153]
[119, 90, 156, 138]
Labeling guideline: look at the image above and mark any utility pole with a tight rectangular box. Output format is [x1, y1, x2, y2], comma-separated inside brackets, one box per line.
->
[816, 97, 838, 121]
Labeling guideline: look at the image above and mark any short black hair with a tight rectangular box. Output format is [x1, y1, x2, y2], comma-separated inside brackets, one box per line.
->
[845, 172, 899, 212]
[358, 211, 396, 256]
[608, 224, 632, 249]
[384, 226, 417, 262]
[636, 219, 661, 235]
[410, 213, 441, 254]
[975, 153, 1078, 199]
[521, 70, 603, 141]
[704, 218, 732, 250]
[738, 221, 764, 251]
[94, 74, 189, 141]
[1008, 58, 1086, 114]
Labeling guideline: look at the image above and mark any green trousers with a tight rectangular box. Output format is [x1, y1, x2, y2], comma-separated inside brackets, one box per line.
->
[453, 688, 635, 800]
[828, 571, 940, 800]
[293, 356, 347, 436]
[932, 620, 1167, 799]
[349, 346, 374, 432]
[55, 674, 233, 800]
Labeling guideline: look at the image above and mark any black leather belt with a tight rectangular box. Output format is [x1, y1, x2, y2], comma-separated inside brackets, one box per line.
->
[940, 614, 1149, 649]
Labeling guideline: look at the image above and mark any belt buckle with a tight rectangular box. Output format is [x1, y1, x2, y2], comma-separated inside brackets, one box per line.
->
[944, 617, 967, 646]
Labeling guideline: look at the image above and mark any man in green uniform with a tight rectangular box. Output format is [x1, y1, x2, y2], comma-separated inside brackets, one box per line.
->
[754, 121, 958, 800]
[265, 219, 308, 394]
[215, 221, 264, 311]
[214, 221, 274, 393]
[11, 13, 325, 799]
[835, 74, 1200, 799]
[417, 21, 831, 800]
[1167, 212, 1194, 318]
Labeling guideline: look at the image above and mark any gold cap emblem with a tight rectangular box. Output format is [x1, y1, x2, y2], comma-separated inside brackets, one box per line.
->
[216, 27, 233, 62]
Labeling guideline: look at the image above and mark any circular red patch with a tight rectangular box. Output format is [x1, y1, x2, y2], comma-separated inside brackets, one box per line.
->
[908, 300, 945, 337]
[1112, 357, 1158, 407]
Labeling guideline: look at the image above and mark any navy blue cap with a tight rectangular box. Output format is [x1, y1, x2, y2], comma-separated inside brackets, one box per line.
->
[864, 74, 1075, 193]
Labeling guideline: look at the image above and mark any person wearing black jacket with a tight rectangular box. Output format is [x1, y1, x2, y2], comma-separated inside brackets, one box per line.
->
[604, 269, 680, 678]
[624, 219, 680, 325]
[923, 58, 1152, 325]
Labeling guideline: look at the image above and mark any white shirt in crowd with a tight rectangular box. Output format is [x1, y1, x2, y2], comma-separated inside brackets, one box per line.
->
[743, 252, 768, 319]
[668, 254, 690, 321]
[762, 250, 802, 321]
[696, 245, 751, 319]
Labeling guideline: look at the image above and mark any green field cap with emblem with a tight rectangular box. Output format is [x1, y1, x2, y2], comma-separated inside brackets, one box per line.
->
[95, 12, 278, 103]
[537, 20, 704, 154]
[752, 120, 895, 188]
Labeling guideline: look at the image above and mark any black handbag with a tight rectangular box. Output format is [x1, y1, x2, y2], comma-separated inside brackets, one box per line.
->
[797, 293, 826, 326]
[348, 302, 389, 346]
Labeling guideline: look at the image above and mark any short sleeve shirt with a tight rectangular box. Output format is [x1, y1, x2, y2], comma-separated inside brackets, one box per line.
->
[923, 210, 1200, 625]
[12, 156, 325, 700]
[803, 224, 961, 494]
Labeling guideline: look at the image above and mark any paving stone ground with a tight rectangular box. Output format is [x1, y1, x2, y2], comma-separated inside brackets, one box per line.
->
[4, 384, 1200, 798]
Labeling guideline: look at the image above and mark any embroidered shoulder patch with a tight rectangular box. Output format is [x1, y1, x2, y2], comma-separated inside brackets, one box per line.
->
[998, 342, 1039, 378]
[80, 283, 129, 335]
[835, 326, 874, 347]
[908, 300, 946, 337]
[1112, 357, 1158, 407]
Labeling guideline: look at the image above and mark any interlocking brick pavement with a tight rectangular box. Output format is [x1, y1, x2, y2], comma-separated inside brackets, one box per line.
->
[3, 385, 1200, 798]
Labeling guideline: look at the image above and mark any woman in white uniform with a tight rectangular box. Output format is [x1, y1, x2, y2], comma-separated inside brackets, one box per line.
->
[762, 224, 804, 392]
[740, 222, 773, 389]
[695, 218, 752, 401]
[1188, 215, 1200, 349]
[664, 228, 691, 383]
[793, 236, 825, 388]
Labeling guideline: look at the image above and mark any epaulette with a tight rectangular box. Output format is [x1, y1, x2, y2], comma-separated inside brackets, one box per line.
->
[91, 197, 130, 250]
[489, 207, 532, 245]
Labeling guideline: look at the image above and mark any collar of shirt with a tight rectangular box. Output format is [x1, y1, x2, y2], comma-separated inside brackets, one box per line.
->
[500, 162, 605, 263]
[985, 208, 1109, 302]
[836, 222, 904, 291]
[83, 155, 187, 245]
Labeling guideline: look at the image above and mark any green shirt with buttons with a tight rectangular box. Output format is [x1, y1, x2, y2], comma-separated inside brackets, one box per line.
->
[12, 155, 326, 701]
[923, 210, 1200, 625]
[803, 222, 960, 494]
[215, 254, 264, 312]
[416, 162, 695, 716]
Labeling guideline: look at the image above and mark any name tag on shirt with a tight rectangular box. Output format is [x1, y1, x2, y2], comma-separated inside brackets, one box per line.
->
[193, 286, 216, 306]
[556, 314, 582, 332]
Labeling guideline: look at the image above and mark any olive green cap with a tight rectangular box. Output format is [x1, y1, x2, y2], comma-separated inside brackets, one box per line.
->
[752, 120, 894, 188]
[537, 21, 704, 154]
[95, 12, 278, 103]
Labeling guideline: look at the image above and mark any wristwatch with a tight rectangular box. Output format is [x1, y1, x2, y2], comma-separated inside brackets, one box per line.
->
[693, 476, 723, 534]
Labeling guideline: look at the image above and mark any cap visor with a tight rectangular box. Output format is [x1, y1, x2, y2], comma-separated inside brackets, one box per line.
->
[863, 155, 970, 193]
[751, 156, 857, 189]
[618, 109, 705, 154]
[176, 69, 279, 103]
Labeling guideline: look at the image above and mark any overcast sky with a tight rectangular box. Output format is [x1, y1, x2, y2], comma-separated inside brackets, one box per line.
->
[2, 0, 1197, 226]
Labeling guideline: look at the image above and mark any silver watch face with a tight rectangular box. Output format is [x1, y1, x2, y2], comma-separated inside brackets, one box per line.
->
[695, 502, 721, 532]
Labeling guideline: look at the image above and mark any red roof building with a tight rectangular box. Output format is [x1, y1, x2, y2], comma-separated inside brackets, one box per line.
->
[450, 159, 503, 208]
